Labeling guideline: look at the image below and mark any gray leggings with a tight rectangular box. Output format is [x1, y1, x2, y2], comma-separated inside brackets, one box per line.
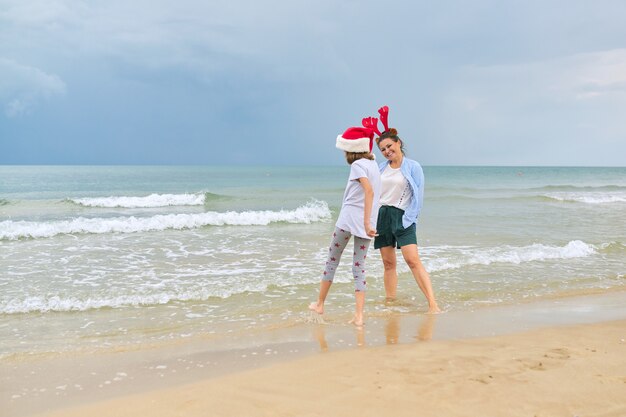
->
[322, 227, 371, 292]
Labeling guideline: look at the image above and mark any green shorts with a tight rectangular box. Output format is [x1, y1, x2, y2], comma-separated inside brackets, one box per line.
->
[374, 205, 417, 249]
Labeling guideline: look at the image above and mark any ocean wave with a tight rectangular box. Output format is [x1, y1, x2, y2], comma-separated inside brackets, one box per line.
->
[542, 192, 626, 204]
[0, 199, 9, 206]
[427, 240, 596, 272]
[531, 185, 626, 192]
[0, 200, 331, 240]
[597, 241, 626, 254]
[428, 184, 626, 194]
[0, 288, 257, 314]
[432, 191, 626, 204]
[68, 192, 226, 208]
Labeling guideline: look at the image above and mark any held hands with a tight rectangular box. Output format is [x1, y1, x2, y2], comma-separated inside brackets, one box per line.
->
[365, 223, 378, 238]
[358, 178, 376, 237]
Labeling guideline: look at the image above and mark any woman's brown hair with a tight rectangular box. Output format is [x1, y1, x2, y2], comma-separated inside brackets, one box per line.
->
[375, 128, 405, 154]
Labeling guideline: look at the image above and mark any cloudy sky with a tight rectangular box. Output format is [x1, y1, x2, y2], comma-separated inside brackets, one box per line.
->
[1, 0, 625, 166]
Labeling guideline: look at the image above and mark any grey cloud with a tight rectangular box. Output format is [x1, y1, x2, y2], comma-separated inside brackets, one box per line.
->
[0, 59, 66, 117]
[0, 0, 79, 26]
[431, 49, 626, 164]
[1, 0, 348, 84]
[1, 0, 625, 165]
[444, 49, 626, 111]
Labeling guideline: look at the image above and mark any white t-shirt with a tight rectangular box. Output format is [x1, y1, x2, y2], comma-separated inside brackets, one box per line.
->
[335, 158, 381, 239]
[380, 165, 413, 211]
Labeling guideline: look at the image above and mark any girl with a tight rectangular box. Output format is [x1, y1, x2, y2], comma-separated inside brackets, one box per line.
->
[309, 125, 381, 326]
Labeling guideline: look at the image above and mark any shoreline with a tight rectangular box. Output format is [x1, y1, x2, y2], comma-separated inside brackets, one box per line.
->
[28, 322, 626, 417]
[3, 290, 626, 417]
[4, 285, 625, 361]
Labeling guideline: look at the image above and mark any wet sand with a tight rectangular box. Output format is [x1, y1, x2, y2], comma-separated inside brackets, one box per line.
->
[4, 291, 626, 417]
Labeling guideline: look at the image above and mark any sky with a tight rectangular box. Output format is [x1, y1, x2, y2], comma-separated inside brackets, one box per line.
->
[1, 0, 625, 166]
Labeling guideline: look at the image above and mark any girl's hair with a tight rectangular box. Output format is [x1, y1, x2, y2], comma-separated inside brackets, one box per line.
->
[375, 128, 405, 155]
[345, 151, 375, 165]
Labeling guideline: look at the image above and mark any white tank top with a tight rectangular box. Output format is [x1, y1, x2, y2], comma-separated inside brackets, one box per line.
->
[380, 165, 412, 211]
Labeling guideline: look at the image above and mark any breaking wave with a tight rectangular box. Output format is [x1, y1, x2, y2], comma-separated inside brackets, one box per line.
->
[427, 240, 596, 272]
[0, 200, 331, 240]
[68, 192, 226, 208]
[542, 192, 626, 204]
[0, 289, 251, 314]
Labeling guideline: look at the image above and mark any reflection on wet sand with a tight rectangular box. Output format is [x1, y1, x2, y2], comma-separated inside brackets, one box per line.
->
[416, 314, 436, 341]
[312, 313, 437, 351]
[386, 313, 436, 344]
[312, 324, 366, 351]
[355, 326, 365, 347]
[385, 315, 400, 344]
[313, 325, 329, 352]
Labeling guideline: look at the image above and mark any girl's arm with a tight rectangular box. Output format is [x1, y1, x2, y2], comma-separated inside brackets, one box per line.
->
[358, 177, 377, 238]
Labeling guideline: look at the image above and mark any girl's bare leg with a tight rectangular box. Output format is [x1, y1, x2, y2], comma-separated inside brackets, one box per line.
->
[351, 290, 365, 326]
[309, 280, 332, 314]
[350, 236, 369, 326]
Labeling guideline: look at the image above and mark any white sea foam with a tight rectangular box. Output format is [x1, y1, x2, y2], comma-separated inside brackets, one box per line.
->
[2, 291, 229, 314]
[426, 240, 596, 272]
[543, 192, 626, 204]
[0, 239, 605, 314]
[0, 200, 331, 240]
[0, 276, 276, 313]
[70, 193, 207, 208]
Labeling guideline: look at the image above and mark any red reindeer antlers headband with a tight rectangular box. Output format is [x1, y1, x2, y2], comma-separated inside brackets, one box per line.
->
[361, 116, 381, 136]
[378, 106, 389, 132]
[361, 106, 390, 137]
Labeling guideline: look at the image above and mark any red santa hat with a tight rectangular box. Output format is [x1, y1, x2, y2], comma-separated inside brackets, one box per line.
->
[336, 127, 374, 153]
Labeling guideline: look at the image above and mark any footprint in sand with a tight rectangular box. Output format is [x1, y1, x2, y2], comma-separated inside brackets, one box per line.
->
[543, 348, 571, 360]
[520, 348, 572, 372]
[469, 375, 494, 384]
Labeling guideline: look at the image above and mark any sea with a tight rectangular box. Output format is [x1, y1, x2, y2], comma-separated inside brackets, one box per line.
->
[1, 165, 625, 358]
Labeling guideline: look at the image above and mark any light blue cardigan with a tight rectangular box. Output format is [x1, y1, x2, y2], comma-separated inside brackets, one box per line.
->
[378, 157, 424, 229]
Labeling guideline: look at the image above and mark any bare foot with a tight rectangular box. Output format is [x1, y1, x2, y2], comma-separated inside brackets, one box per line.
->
[349, 315, 364, 327]
[426, 305, 442, 314]
[309, 302, 324, 315]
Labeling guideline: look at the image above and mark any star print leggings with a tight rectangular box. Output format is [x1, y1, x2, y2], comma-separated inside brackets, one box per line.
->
[322, 227, 371, 292]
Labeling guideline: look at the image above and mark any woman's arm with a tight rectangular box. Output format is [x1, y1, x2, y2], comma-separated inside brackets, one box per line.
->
[411, 162, 425, 218]
[358, 177, 377, 237]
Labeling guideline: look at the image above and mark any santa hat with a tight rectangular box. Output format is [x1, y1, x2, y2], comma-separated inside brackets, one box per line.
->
[336, 127, 374, 153]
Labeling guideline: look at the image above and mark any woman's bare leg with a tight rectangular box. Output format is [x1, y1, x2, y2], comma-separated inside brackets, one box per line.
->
[379, 246, 398, 301]
[400, 244, 441, 313]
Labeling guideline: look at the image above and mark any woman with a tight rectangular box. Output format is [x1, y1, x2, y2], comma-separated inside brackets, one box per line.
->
[365, 106, 440, 314]
[309, 125, 381, 326]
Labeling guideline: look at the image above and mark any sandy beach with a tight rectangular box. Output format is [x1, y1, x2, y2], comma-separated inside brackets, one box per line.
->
[6, 292, 623, 417]
[30, 319, 626, 417]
